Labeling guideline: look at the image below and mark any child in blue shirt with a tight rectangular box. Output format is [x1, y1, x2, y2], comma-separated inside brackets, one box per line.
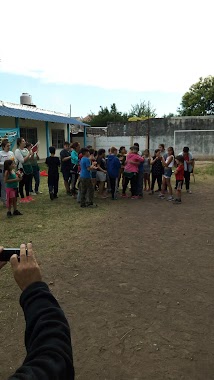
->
[107, 146, 121, 200]
[79, 148, 98, 208]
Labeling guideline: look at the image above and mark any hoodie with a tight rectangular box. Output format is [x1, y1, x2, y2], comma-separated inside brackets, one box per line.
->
[107, 155, 121, 178]
[124, 153, 144, 173]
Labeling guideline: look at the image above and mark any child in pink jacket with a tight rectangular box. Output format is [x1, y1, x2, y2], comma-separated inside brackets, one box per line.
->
[122, 146, 144, 199]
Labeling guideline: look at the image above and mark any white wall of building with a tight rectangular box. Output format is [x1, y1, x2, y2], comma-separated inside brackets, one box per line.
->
[86, 135, 147, 152]
[0, 117, 68, 159]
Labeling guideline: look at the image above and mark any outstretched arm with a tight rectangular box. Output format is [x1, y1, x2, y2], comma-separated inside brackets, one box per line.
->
[8, 243, 74, 380]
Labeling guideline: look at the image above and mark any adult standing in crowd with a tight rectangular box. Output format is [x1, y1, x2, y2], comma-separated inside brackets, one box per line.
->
[70, 142, 80, 196]
[0, 139, 15, 206]
[15, 138, 33, 203]
[179, 146, 194, 194]
[28, 144, 42, 195]
[26, 143, 42, 195]
[60, 141, 72, 195]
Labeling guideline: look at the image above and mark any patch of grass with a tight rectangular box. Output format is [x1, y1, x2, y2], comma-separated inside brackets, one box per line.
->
[0, 173, 108, 250]
[194, 163, 214, 176]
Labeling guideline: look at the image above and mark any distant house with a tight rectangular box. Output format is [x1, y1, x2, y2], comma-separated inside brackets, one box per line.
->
[0, 94, 88, 159]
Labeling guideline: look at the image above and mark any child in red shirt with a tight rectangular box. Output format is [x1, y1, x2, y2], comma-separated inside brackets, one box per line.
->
[174, 155, 184, 204]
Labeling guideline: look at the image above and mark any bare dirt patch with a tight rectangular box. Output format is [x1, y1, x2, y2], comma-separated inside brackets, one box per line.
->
[0, 176, 214, 380]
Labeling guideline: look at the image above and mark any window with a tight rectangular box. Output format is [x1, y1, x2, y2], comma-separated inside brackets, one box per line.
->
[20, 128, 38, 144]
[52, 129, 65, 149]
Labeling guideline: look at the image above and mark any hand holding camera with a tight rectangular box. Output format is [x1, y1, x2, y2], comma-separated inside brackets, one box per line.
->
[0, 243, 42, 291]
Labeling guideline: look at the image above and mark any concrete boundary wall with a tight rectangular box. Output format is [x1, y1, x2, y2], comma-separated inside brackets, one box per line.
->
[86, 117, 214, 158]
[86, 135, 146, 152]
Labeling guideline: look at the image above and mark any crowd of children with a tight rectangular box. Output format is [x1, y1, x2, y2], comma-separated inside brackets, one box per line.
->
[0, 137, 195, 216]
[45, 141, 193, 207]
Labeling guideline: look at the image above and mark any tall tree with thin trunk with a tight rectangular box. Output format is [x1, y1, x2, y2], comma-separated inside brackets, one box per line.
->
[178, 76, 214, 116]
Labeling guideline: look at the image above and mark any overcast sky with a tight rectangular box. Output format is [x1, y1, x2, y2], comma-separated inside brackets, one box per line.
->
[0, 0, 213, 116]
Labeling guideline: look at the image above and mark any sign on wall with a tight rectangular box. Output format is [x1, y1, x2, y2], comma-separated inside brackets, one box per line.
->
[0, 129, 19, 150]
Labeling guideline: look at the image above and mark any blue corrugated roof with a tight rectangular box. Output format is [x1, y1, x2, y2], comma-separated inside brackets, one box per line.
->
[0, 105, 89, 126]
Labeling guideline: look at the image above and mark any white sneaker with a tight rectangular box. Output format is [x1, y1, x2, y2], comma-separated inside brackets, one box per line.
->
[187, 190, 192, 194]
[158, 193, 165, 199]
[30, 192, 37, 196]
[167, 196, 174, 201]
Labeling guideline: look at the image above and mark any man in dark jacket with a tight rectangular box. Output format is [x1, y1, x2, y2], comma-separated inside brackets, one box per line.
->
[107, 147, 121, 200]
[0, 243, 74, 380]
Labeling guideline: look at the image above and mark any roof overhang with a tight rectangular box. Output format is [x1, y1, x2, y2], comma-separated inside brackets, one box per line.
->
[0, 105, 90, 127]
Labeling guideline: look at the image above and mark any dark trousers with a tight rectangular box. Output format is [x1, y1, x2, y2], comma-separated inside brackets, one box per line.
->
[123, 174, 138, 196]
[30, 167, 40, 192]
[151, 173, 162, 191]
[19, 174, 32, 198]
[109, 177, 118, 199]
[71, 172, 78, 195]
[137, 172, 144, 196]
[48, 174, 59, 195]
[80, 178, 94, 206]
[184, 171, 190, 190]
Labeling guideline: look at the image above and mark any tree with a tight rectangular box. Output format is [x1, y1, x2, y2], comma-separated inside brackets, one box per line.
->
[178, 76, 214, 116]
[89, 103, 128, 127]
[129, 101, 157, 118]
[162, 112, 177, 118]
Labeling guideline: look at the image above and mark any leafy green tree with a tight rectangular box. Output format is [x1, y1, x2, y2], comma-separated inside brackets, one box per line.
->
[162, 112, 177, 118]
[89, 103, 128, 126]
[129, 101, 157, 118]
[178, 76, 214, 116]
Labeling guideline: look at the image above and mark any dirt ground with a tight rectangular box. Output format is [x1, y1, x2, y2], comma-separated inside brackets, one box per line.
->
[0, 177, 214, 380]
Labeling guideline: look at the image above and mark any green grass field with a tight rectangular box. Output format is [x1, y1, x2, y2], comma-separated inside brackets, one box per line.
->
[0, 161, 213, 249]
[194, 163, 214, 176]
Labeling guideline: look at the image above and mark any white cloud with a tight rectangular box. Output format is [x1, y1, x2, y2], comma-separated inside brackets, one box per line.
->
[0, 0, 213, 93]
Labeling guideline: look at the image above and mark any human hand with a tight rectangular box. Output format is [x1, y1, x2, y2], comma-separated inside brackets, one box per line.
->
[0, 247, 7, 269]
[10, 243, 42, 291]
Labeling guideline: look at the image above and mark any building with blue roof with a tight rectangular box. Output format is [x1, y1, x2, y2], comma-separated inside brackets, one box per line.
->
[0, 93, 89, 158]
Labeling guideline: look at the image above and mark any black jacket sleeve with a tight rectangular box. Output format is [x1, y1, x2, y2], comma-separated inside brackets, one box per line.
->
[9, 282, 75, 380]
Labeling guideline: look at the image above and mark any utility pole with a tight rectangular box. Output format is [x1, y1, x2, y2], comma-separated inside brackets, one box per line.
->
[147, 116, 150, 150]
[147, 101, 150, 150]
